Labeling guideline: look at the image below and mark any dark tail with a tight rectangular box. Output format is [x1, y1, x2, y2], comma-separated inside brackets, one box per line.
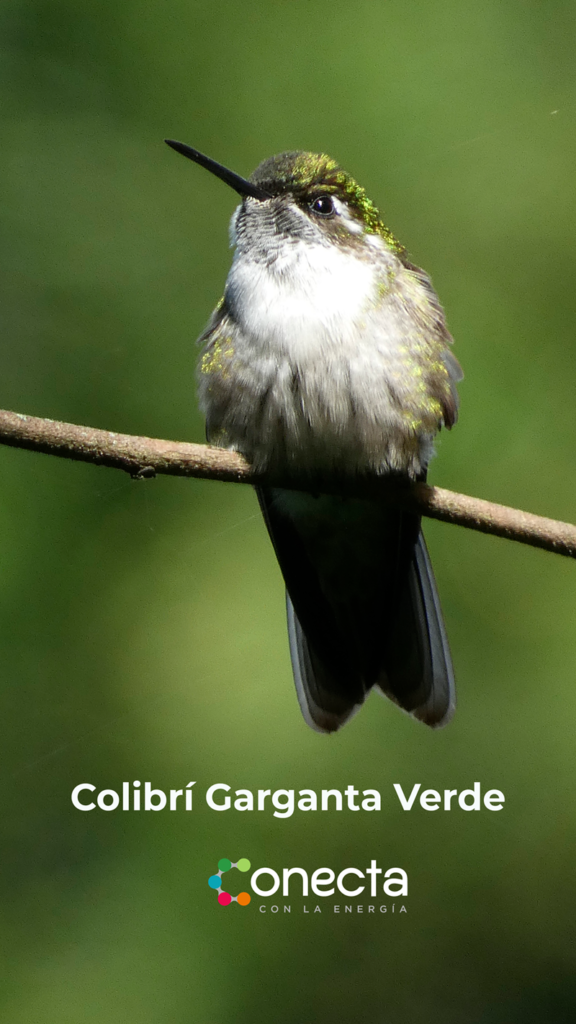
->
[258, 487, 455, 733]
[372, 532, 455, 728]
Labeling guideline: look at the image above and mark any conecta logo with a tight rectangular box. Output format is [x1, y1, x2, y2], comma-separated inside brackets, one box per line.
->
[208, 857, 252, 907]
[208, 856, 408, 908]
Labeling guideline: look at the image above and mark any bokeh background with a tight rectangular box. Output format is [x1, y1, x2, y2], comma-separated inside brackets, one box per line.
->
[1, 1, 576, 1020]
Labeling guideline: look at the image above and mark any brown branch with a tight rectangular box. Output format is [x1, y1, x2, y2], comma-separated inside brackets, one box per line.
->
[1, 407, 575, 559]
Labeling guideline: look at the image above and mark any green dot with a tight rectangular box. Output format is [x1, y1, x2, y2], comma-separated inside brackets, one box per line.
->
[218, 858, 232, 872]
[236, 858, 251, 872]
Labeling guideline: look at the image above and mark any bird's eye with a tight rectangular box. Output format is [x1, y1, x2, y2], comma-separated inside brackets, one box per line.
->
[309, 194, 336, 217]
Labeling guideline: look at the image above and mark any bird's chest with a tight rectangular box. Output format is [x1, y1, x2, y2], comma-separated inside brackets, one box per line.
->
[225, 241, 380, 364]
[202, 244, 431, 476]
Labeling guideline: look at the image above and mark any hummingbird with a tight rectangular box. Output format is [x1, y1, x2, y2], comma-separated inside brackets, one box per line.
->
[166, 139, 462, 734]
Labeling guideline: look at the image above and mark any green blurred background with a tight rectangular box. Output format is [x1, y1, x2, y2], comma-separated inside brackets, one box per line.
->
[1, 0, 576, 1019]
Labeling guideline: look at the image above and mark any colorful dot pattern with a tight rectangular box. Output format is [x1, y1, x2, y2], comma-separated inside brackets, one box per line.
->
[208, 857, 251, 907]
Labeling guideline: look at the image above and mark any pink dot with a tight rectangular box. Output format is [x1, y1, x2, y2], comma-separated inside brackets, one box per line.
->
[218, 892, 232, 906]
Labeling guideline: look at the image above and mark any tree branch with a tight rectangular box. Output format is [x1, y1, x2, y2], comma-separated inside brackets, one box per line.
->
[1, 407, 575, 559]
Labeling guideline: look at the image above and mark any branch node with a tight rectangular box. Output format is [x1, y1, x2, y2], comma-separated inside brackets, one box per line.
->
[131, 465, 157, 480]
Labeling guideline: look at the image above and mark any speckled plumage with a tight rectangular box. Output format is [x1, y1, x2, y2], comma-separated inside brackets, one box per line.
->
[184, 147, 462, 732]
[198, 152, 460, 481]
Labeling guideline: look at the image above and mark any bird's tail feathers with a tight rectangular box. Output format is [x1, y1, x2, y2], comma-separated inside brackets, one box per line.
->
[375, 532, 455, 728]
[287, 596, 366, 733]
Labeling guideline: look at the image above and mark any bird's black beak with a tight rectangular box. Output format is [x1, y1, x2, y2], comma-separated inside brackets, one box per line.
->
[165, 140, 271, 200]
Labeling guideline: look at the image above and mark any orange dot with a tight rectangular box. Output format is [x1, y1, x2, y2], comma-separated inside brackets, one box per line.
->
[237, 892, 251, 906]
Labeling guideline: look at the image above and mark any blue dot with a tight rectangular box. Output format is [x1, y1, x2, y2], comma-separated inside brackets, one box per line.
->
[208, 874, 221, 889]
